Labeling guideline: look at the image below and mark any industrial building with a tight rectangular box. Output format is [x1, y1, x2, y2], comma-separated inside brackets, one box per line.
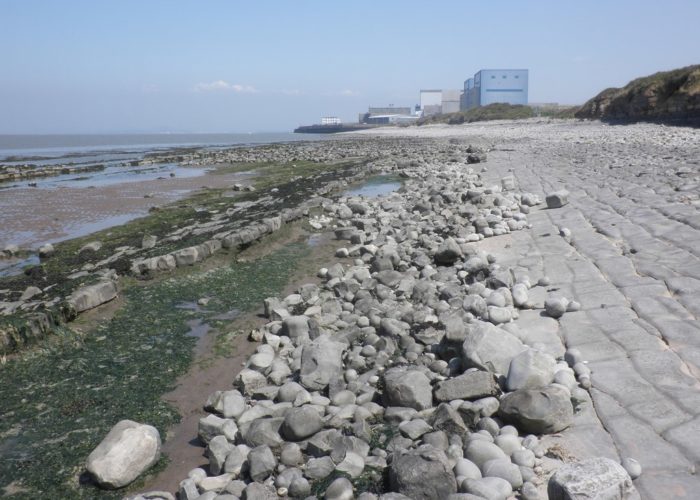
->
[363, 114, 419, 125]
[368, 106, 412, 116]
[420, 89, 463, 116]
[441, 90, 461, 114]
[359, 105, 412, 124]
[321, 116, 342, 125]
[359, 105, 414, 124]
[419, 90, 443, 116]
[461, 69, 528, 110]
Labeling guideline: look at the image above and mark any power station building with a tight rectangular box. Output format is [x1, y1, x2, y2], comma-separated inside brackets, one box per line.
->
[419, 90, 443, 116]
[420, 89, 463, 116]
[359, 105, 413, 124]
[441, 89, 461, 114]
[321, 116, 342, 125]
[461, 69, 528, 110]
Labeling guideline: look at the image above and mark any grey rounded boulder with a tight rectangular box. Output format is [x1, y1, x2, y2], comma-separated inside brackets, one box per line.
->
[506, 349, 556, 391]
[86, 420, 161, 489]
[384, 368, 433, 410]
[435, 237, 463, 265]
[281, 406, 323, 441]
[389, 445, 458, 500]
[499, 385, 573, 434]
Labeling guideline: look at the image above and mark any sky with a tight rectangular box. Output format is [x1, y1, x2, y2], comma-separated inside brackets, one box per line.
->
[1, 0, 698, 134]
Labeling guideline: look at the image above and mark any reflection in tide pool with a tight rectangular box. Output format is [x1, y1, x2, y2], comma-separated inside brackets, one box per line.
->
[0, 254, 40, 277]
[344, 174, 402, 198]
[9, 163, 208, 190]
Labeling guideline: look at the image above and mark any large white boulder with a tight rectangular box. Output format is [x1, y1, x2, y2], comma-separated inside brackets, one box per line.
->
[86, 420, 161, 489]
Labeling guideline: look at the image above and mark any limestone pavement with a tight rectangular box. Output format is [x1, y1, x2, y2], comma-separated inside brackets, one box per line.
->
[457, 119, 700, 499]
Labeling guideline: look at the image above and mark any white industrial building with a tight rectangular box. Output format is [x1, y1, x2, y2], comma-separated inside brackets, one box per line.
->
[321, 117, 342, 125]
[420, 89, 463, 116]
[441, 90, 461, 114]
[420, 89, 443, 116]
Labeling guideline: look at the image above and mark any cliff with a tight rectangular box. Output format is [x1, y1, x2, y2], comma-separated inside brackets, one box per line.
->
[575, 65, 700, 124]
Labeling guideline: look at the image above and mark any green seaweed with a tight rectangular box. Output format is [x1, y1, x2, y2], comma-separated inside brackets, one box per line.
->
[0, 242, 309, 498]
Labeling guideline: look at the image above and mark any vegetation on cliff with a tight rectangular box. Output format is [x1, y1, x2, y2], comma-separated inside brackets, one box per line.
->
[575, 65, 700, 123]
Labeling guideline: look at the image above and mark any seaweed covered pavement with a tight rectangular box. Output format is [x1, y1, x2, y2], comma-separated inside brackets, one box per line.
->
[1, 121, 699, 499]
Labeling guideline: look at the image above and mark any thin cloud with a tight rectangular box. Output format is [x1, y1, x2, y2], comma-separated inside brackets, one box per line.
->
[322, 89, 360, 97]
[280, 89, 303, 96]
[194, 80, 259, 93]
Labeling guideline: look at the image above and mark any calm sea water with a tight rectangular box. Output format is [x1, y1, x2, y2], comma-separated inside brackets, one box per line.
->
[0, 132, 322, 163]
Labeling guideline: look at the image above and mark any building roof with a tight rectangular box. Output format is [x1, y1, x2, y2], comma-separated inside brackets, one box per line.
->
[476, 69, 528, 72]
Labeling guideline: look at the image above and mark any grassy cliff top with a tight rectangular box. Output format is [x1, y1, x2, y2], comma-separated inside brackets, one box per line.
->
[575, 65, 700, 122]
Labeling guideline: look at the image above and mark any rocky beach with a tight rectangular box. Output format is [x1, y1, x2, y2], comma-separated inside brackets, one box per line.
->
[1, 118, 699, 500]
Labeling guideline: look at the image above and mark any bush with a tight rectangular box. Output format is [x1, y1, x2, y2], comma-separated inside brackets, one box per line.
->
[419, 103, 535, 126]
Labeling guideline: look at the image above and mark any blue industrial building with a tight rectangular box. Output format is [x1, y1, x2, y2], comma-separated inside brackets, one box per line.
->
[462, 69, 528, 110]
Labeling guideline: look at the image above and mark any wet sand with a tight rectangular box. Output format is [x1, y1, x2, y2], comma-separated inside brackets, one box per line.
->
[0, 167, 255, 249]
[141, 229, 339, 493]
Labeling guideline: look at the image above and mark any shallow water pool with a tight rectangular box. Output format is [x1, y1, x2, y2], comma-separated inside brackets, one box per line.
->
[344, 174, 402, 198]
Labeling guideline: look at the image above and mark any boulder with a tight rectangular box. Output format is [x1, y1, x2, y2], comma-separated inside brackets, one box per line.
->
[235, 368, 268, 396]
[241, 417, 284, 448]
[68, 280, 118, 313]
[38, 243, 54, 258]
[248, 445, 277, 482]
[464, 440, 508, 470]
[281, 406, 323, 441]
[482, 458, 523, 489]
[548, 457, 637, 500]
[86, 420, 161, 489]
[282, 315, 311, 344]
[384, 368, 433, 410]
[434, 371, 499, 402]
[499, 385, 574, 434]
[325, 477, 355, 500]
[389, 445, 458, 500]
[300, 336, 346, 391]
[172, 247, 199, 266]
[506, 349, 556, 391]
[430, 403, 468, 438]
[546, 190, 569, 209]
[462, 321, 526, 375]
[545, 297, 569, 319]
[435, 238, 463, 265]
[198, 414, 238, 444]
[206, 435, 233, 475]
[79, 241, 102, 254]
[20, 286, 42, 301]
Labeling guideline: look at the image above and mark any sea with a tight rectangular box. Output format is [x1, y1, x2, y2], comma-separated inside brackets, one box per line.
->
[0, 132, 322, 166]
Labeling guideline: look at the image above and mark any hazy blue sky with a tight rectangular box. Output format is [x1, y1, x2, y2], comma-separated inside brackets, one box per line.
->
[1, 0, 698, 133]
